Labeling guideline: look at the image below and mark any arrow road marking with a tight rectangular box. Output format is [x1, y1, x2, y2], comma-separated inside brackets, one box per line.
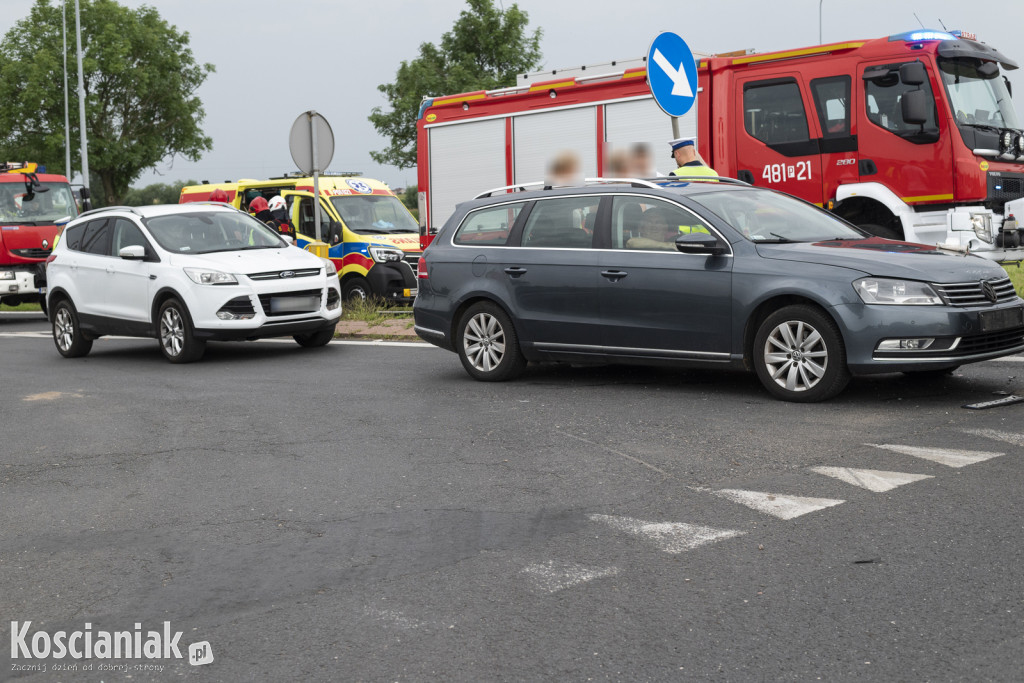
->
[588, 514, 744, 554]
[710, 489, 845, 520]
[961, 428, 1024, 448]
[652, 48, 693, 97]
[809, 466, 933, 492]
[866, 443, 1004, 468]
[522, 561, 621, 593]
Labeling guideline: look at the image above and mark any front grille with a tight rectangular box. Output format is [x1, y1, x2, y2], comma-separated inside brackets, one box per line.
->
[988, 172, 1024, 207]
[219, 296, 256, 316]
[258, 288, 322, 317]
[932, 277, 1018, 306]
[247, 268, 321, 281]
[404, 253, 421, 268]
[11, 248, 51, 259]
[957, 327, 1024, 355]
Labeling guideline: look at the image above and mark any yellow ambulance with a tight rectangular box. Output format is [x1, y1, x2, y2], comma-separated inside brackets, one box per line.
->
[180, 173, 420, 303]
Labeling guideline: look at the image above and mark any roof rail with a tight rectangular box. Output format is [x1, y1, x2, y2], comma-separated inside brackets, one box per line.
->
[474, 175, 748, 199]
[75, 205, 143, 219]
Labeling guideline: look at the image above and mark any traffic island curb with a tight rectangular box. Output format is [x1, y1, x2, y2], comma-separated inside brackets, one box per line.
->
[334, 318, 421, 341]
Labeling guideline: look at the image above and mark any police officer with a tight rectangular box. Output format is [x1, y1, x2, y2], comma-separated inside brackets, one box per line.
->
[669, 137, 718, 178]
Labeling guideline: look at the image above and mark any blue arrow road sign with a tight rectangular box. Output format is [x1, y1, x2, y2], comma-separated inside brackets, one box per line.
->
[647, 32, 698, 117]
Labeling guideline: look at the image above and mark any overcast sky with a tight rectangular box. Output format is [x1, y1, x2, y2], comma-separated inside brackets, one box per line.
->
[2, 0, 1022, 190]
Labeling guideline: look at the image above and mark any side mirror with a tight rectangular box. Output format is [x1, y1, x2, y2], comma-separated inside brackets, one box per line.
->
[899, 61, 927, 86]
[675, 232, 726, 255]
[118, 245, 146, 260]
[901, 89, 929, 124]
[1004, 75, 1013, 97]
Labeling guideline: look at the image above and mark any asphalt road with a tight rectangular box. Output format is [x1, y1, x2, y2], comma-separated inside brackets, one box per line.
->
[2, 311, 1023, 682]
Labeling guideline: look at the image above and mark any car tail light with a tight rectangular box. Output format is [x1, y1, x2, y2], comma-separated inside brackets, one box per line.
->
[417, 253, 428, 279]
[45, 254, 57, 267]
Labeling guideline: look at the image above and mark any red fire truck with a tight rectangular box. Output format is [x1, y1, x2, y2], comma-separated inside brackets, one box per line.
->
[416, 29, 1024, 260]
[0, 162, 79, 313]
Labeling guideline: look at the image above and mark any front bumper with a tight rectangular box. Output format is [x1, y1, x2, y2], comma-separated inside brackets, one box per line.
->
[835, 301, 1024, 374]
[0, 269, 42, 297]
[367, 261, 417, 303]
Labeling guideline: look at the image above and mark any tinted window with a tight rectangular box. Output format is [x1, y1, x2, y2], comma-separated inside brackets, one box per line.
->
[744, 80, 810, 144]
[454, 202, 526, 246]
[521, 196, 599, 248]
[144, 211, 284, 253]
[610, 197, 711, 251]
[80, 219, 111, 255]
[62, 223, 85, 251]
[688, 188, 863, 242]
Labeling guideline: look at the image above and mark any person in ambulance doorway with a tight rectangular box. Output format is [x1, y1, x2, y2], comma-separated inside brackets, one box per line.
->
[268, 195, 294, 238]
[248, 196, 279, 229]
[669, 137, 718, 178]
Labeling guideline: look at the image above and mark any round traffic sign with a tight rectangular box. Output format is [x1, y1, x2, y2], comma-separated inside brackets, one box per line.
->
[289, 111, 335, 175]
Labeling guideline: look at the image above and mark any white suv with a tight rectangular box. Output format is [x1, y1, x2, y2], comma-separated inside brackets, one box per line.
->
[46, 203, 342, 362]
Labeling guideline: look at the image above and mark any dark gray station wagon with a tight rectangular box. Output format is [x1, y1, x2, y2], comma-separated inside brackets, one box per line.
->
[413, 178, 1024, 402]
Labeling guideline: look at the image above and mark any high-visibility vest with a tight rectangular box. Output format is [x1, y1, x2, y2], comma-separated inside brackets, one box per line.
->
[671, 164, 719, 178]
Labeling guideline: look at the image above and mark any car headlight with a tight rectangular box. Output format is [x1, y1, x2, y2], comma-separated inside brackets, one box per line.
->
[854, 277, 943, 305]
[320, 257, 338, 277]
[0, 271, 14, 280]
[368, 246, 403, 263]
[184, 267, 238, 285]
[971, 212, 994, 242]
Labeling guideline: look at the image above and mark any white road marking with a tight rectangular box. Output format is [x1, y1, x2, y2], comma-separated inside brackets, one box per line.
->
[710, 489, 845, 519]
[22, 391, 83, 402]
[809, 466, 933, 492]
[866, 443, 1004, 468]
[522, 561, 620, 593]
[961, 428, 1024, 448]
[587, 514, 744, 554]
[992, 356, 1024, 362]
[560, 431, 673, 477]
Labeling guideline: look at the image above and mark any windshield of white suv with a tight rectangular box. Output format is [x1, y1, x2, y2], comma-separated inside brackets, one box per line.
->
[0, 182, 78, 224]
[687, 189, 866, 242]
[144, 211, 286, 253]
[329, 195, 418, 235]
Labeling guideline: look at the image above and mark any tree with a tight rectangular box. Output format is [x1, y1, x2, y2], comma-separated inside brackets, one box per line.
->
[0, 0, 214, 205]
[122, 180, 199, 206]
[369, 0, 542, 170]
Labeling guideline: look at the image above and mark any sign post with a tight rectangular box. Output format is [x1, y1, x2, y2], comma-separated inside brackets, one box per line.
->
[289, 111, 335, 242]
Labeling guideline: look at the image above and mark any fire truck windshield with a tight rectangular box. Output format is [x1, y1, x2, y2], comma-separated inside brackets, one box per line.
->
[0, 182, 78, 224]
[329, 195, 418, 234]
[937, 57, 1020, 129]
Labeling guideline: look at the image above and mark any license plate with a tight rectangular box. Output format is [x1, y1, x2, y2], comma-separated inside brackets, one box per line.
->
[979, 306, 1024, 332]
[270, 295, 318, 313]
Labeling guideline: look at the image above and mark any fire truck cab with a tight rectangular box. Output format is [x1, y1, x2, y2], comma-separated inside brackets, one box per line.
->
[0, 162, 78, 312]
[416, 29, 1024, 261]
[181, 174, 421, 303]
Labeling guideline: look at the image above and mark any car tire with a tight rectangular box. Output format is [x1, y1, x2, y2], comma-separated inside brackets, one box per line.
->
[456, 301, 526, 381]
[52, 298, 93, 358]
[860, 222, 903, 241]
[753, 305, 850, 402]
[342, 277, 372, 303]
[158, 299, 206, 363]
[294, 327, 336, 347]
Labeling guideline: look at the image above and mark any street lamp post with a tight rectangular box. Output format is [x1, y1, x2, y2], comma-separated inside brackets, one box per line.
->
[62, 1, 70, 180]
[819, 0, 823, 43]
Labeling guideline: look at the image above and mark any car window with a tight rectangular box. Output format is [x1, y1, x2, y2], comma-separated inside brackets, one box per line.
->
[687, 188, 864, 242]
[111, 218, 152, 256]
[80, 218, 111, 255]
[453, 202, 526, 246]
[520, 196, 598, 248]
[62, 222, 85, 251]
[610, 197, 711, 250]
[144, 211, 285, 253]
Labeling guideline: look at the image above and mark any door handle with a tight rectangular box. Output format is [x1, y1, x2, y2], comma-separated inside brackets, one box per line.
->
[504, 266, 528, 277]
[601, 270, 628, 281]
